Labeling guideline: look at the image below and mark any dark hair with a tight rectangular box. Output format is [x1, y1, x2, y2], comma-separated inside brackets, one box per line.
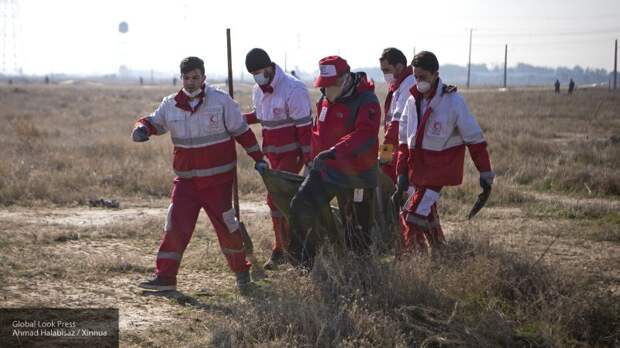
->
[380, 47, 407, 66]
[180, 56, 205, 75]
[412, 51, 439, 73]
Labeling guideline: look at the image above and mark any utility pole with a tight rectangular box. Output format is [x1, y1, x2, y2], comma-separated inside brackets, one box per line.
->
[225, 28, 258, 270]
[466, 28, 473, 88]
[413, 46, 416, 59]
[614, 39, 617, 90]
[503, 44, 508, 88]
[226, 29, 233, 97]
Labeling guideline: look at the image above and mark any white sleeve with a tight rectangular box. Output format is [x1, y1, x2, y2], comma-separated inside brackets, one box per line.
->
[252, 85, 261, 117]
[391, 89, 409, 123]
[288, 87, 312, 127]
[453, 94, 484, 144]
[144, 98, 169, 134]
[223, 95, 249, 137]
[399, 96, 418, 145]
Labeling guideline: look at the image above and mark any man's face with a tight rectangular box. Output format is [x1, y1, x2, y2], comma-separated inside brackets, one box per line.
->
[323, 73, 348, 102]
[381, 60, 405, 79]
[413, 67, 438, 85]
[250, 66, 274, 82]
[181, 69, 205, 92]
[380, 60, 396, 76]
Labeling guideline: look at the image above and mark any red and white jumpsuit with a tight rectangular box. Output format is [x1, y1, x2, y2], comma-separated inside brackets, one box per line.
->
[381, 66, 416, 183]
[244, 64, 312, 254]
[136, 85, 264, 282]
[396, 78, 493, 252]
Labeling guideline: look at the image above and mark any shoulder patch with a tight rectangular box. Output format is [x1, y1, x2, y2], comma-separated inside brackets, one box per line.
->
[442, 84, 458, 94]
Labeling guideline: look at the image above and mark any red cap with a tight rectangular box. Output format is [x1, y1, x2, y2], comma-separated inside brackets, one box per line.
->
[313, 55, 350, 87]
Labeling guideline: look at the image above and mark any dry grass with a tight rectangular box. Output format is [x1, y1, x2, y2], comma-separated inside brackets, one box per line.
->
[1, 85, 619, 206]
[1, 84, 619, 347]
[207, 234, 619, 347]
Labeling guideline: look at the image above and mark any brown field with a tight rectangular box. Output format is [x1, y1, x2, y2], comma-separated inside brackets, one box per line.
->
[0, 83, 619, 347]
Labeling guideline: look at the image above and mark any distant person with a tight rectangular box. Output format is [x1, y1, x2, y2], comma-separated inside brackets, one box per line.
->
[568, 78, 575, 95]
[554, 79, 560, 94]
[379, 47, 416, 184]
[243, 48, 312, 270]
[44, 76, 50, 84]
[172, 76, 177, 86]
[393, 51, 494, 253]
[8, 79, 12, 85]
[132, 56, 267, 291]
[290, 70, 298, 79]
[139, 77, 144, 85]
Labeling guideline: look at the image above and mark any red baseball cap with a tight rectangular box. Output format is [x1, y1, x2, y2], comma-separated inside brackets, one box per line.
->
[313, 55, 350, 88]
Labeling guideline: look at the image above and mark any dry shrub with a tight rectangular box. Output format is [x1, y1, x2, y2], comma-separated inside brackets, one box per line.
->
[205, 232, 618, 347]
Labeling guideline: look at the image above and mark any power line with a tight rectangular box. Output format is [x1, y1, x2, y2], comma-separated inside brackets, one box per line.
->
[472, 36, 616, 47]
[475, 27, 620, 38]
[462, 13, 620, 21]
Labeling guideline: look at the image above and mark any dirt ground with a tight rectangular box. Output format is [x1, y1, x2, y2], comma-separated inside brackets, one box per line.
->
[1, 84, 618, 346]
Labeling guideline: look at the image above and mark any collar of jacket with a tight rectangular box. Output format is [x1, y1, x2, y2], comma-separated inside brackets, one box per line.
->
[175, 84, 206, 113]
[389, 65, 414, 92]
[259, 63, 282, 94]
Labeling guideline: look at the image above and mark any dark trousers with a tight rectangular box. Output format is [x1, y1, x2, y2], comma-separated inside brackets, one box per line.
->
[289, 169, 374, 266]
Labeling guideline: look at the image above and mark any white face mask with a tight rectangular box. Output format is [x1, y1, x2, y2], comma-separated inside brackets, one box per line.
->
[416, 80, 432, 94]
[383, 73, 394, 84]
[253, 72, 270, 86]
[182, 88, 202, 98]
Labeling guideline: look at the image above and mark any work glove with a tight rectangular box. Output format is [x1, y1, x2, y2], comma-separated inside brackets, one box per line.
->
[391, 174, 409, 208]
[132, 125, 149, 142]
[254, 159, 269, 176]
[312, 148, 336, 171]
[314, 148, 336, 162]
[479, 171, 495, 190]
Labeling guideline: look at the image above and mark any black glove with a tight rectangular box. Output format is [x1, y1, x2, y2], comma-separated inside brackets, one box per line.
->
[132, 125, 149, 142]
[314, 148, 336, 162]
[254, 159, 269, 175]
[391, 174, 409, 208]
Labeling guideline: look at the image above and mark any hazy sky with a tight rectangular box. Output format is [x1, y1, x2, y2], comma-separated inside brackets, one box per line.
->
[3, 0, 620, 76]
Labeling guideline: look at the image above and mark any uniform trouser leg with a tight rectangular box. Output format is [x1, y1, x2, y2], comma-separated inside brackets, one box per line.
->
[156, 180, 202, 281]
[200, 182, 251, 273]
[267, 153, 304, 253]
[400, 186, 444, 253]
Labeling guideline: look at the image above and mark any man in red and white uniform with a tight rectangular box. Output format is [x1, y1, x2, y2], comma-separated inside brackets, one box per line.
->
[394, 51, 494, 253]
[379, 48, 416, 183]
[289, 56, 381, 265]
[132, 57, 268, 291]
[243, 48, 312, 269]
